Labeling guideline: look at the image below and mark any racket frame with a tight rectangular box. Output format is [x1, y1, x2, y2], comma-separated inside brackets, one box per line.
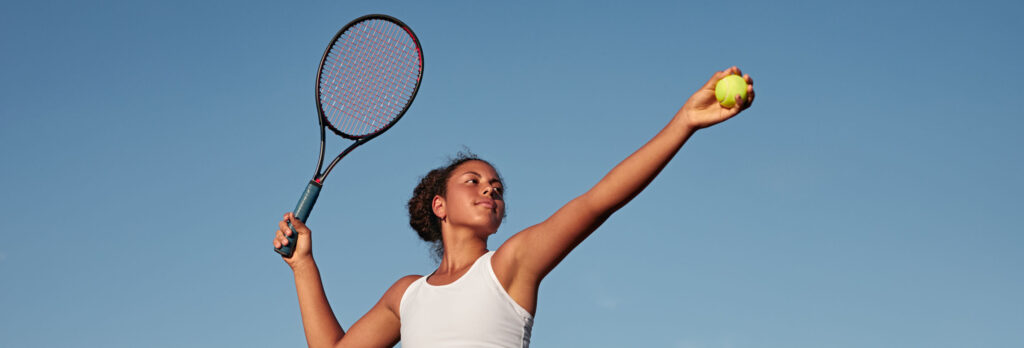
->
[276, 14, 423, 258]
[313, 14, 423, 184]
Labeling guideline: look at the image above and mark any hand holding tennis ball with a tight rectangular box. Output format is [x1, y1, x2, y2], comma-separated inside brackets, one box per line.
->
[715, 74, 748, 108]
[676, 66, 754, 130]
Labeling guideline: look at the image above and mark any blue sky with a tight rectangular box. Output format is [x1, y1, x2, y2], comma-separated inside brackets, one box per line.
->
[1, 0, 1022, 347]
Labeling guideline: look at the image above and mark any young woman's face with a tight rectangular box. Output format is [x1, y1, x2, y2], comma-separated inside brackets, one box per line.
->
[439, 160, 505, 234]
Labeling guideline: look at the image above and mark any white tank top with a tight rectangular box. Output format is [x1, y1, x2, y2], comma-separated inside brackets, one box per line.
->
[399, 251, 534, 347]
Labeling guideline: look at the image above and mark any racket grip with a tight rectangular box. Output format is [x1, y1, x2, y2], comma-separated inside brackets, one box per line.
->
[275, 180, 322, 258]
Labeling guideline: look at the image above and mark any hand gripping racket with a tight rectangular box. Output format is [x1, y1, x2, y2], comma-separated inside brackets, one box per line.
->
[275, 14, 424, 258]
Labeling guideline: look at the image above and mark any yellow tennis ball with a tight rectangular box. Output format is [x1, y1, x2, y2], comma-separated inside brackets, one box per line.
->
[715, 74, 748, 108]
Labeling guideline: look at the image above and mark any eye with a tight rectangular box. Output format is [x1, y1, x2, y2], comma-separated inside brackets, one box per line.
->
[466, 178, 479, 184]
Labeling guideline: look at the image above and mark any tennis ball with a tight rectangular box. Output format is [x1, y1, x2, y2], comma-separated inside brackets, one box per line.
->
[715, 74, 748, 108]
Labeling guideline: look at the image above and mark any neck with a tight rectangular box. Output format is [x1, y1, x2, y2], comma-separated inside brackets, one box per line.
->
[437, 226, 489, 272]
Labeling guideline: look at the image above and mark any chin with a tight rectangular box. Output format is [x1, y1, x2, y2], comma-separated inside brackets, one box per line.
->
[474, 221, 500, 236]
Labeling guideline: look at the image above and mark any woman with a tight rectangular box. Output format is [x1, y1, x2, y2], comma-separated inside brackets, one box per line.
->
[274, 67, 755, 347]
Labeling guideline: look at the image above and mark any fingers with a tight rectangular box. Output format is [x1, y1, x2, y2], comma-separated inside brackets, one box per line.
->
[702, 66, 744, 90]
[274, 212, 305, 249]
[288, 212, 308, 230]
[744, 84, 755, 110]
[722, 68, 755, 110]
[287, 213, 311, 237]
[278, 215, 291, 237]
[274, 228, 287, 248]
[277, 212, 311, 234]
[719, 66, 742, 81]
[273, 212, 312, 241]
[703, 67, 730, 89]
[741, 73, 754, 109]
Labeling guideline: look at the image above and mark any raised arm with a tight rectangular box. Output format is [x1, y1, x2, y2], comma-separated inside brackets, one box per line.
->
[274, 213, 406, 348]
[499, 67, 755, 286]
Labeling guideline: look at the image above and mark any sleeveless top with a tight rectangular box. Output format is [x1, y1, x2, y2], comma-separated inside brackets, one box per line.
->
[399, 251, 534, 347]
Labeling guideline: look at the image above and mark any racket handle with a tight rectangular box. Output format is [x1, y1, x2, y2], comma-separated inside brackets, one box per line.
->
[275, 180, 322, 258]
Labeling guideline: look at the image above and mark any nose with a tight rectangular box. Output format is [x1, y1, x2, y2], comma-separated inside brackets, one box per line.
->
[483, 186, 497, 197]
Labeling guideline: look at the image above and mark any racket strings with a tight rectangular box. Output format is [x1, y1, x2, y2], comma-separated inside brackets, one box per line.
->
[334, 30, 414, 134]
[319, 19, 421, 137]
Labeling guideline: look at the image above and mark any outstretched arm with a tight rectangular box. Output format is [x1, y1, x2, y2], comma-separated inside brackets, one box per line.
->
[499, 67, 755, 287]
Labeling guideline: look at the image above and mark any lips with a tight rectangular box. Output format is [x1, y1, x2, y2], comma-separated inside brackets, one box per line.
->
[475, 199, 495, 209]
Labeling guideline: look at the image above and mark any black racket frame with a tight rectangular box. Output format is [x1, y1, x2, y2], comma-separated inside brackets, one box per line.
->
[312, 14, 424, 184]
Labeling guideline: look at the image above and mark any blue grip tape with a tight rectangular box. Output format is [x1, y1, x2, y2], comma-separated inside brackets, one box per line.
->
[275, 180, 322, 258]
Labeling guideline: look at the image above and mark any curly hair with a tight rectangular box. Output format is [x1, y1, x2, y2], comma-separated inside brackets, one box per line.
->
[407, 151, 504, 260]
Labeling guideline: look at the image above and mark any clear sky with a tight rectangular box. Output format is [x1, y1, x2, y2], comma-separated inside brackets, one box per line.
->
[2, 0, 1022, 347]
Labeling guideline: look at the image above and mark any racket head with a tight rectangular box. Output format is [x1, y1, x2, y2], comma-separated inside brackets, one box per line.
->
[315, 14, 424, 140]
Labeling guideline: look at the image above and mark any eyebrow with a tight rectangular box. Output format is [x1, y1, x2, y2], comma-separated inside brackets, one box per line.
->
[461, 171, 503, 185]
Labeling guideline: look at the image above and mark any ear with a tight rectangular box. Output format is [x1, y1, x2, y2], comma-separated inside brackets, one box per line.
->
[431, 195, 446, 221]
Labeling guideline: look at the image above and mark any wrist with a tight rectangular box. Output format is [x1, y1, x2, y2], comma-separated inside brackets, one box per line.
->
[290, 257, 318, 274]
[671, 110, 700, 133]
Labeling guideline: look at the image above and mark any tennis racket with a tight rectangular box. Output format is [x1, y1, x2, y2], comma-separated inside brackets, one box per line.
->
[275, 14, 424, 258]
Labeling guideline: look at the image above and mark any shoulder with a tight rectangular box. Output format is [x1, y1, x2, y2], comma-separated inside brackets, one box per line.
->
[384, 274, 422, 301]
[492, 226, 536, 274]
[492, 230, 535, 286]
[381, 274, 423, 316]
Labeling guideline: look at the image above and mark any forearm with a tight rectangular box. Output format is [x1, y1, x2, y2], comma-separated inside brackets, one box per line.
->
[510, 69, 750, 280]
[292, 261, 345, 348]
[584, 112, 697, 213]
